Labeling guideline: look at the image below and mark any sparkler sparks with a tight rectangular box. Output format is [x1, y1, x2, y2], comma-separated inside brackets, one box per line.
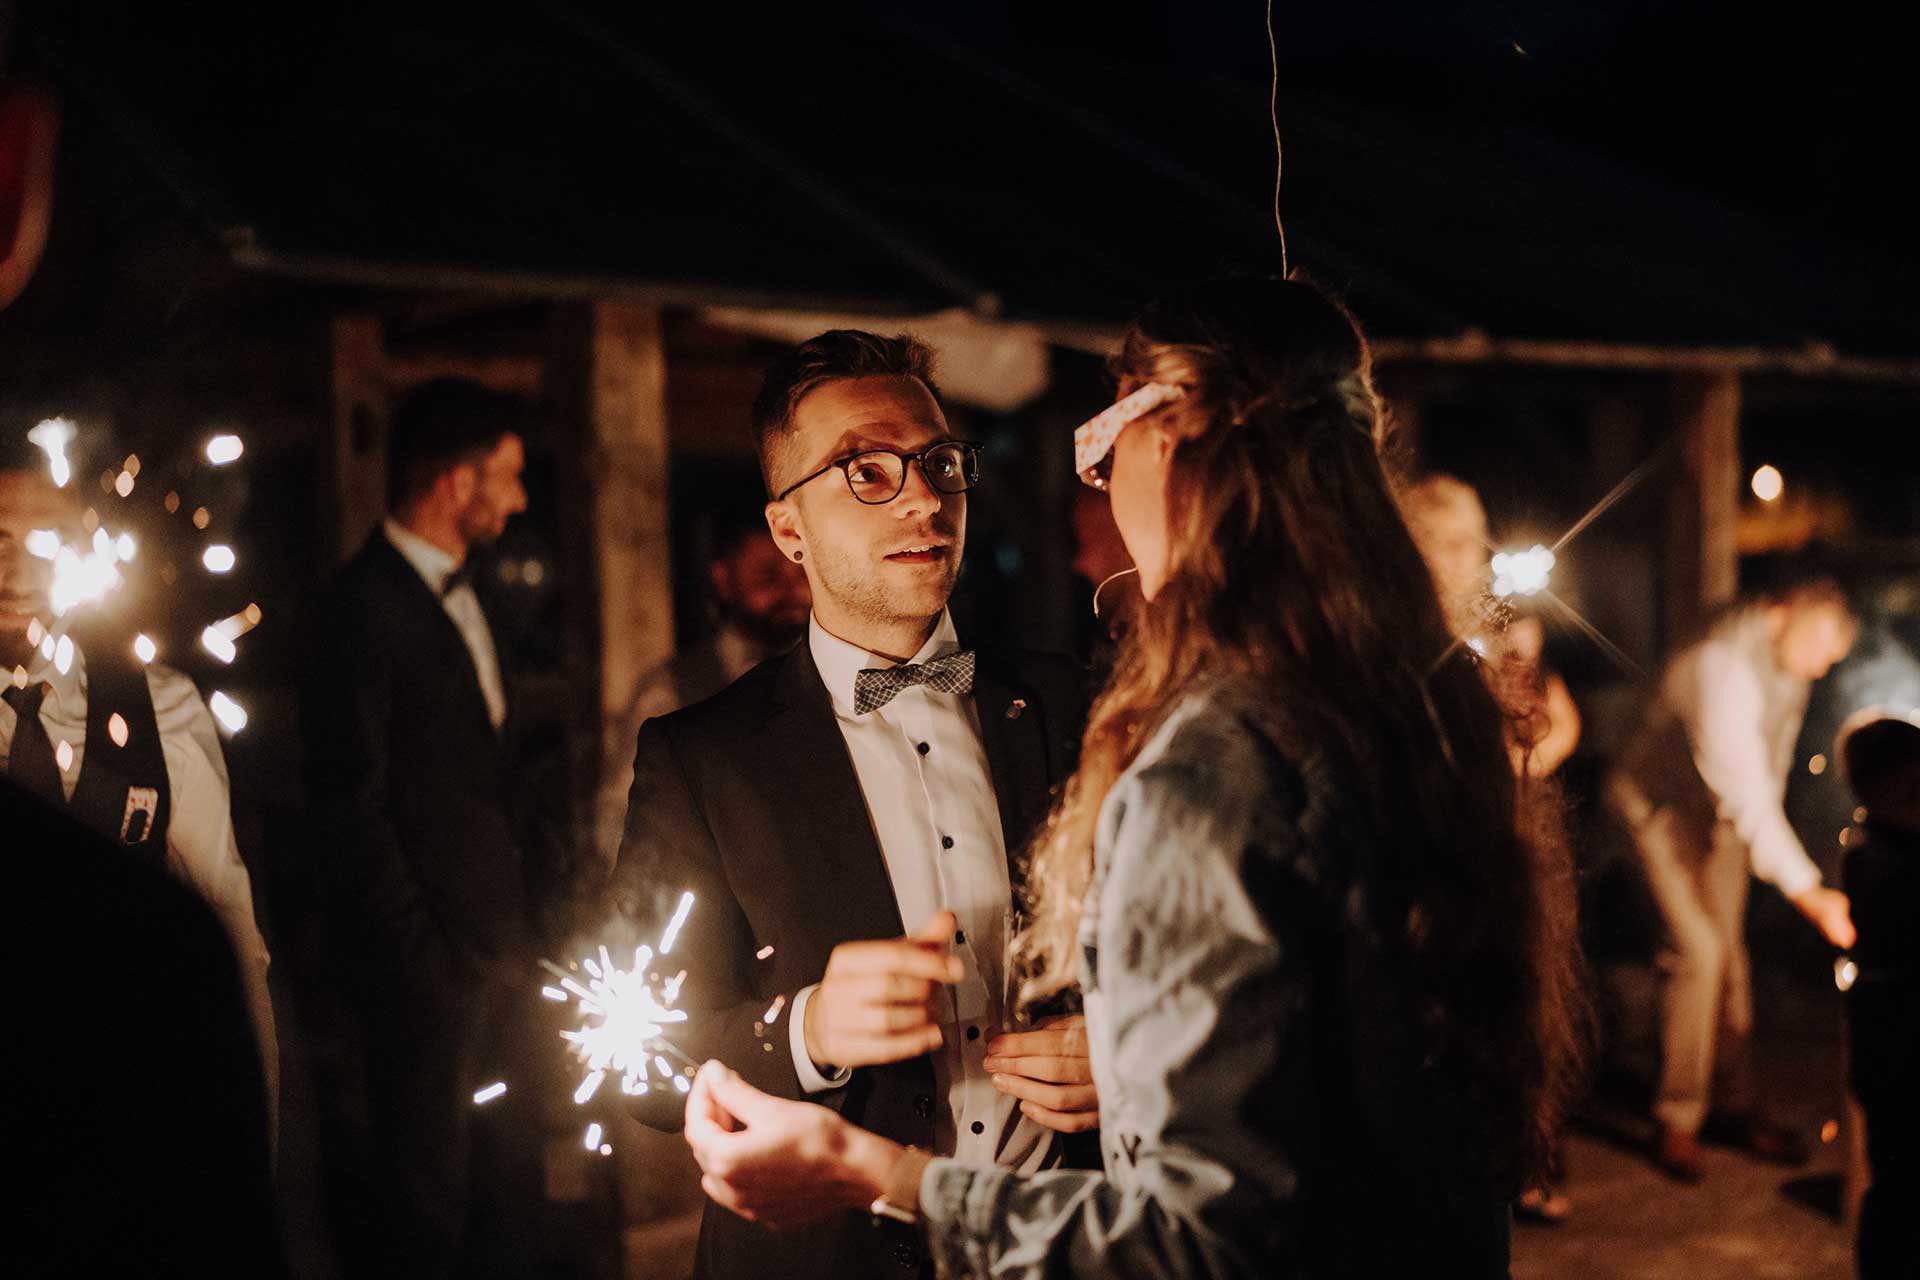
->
[473, 1082, 507, 1105]
[539, 893, 704, 1143]
[659, 891, 695, 954]
[27, 418, 75, 487]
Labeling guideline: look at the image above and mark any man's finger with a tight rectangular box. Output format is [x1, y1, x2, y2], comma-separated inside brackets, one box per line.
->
[852, 972, 938, 1005]
[851, 1000, 939, 1035]
[684, 1064, 739, 1142]
[842, 1026, 945, 1064]
[911, 910, 960, 945]
[702, 1062, 788, 1128]
[991, 1073, 1097, 1113]
[979, 1054, 1091, 1084]
[1019, 1099, 1101, 1134]
[836, 941, 964, 983]
[984, 1027, 1085, 1059]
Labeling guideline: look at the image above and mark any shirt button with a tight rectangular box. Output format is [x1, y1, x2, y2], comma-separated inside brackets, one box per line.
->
[966, 1025, 980, 1041]
[941, 835, 954, 849]
[954, 930, 966, 945]
[916, 742, 930, 756]
[970, 1120, 985, 1135]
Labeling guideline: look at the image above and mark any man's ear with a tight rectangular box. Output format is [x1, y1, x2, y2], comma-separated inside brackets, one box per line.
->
[764, 499, 805, 564]
[446, 463, 479, 508]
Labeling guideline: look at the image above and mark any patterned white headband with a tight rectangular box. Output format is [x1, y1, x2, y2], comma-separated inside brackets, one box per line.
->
[1072, 382, 1187, 489]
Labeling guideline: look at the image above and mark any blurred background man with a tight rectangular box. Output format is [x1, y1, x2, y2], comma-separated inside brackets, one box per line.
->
[0, 430, 277, 1125]
[302, 378, 542, 1280]
[595, 490, 808, 864]
[1607, 578, 1859, 1182]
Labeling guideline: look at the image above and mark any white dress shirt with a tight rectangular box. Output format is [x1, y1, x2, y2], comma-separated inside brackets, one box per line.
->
[791, 611, 1053, 1174]
[0, 643, 279, 1118]
[384, 519, 507, 730]
[1662, 607, 1823, 897]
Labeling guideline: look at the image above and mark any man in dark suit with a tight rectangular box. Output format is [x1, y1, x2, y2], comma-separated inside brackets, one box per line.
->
[611, 331, 1094, 1280]
[303, 379, 532, 1279]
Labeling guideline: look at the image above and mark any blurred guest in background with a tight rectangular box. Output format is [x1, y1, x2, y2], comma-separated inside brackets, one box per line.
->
[1399, 471, 1491, 638]
[2, 775, 282, 1278]
[1837, 711, 1920, 1278]
[0, 434, 277, 1124]
[302, 378, 535, 1279]
[1607, 579, 1859, 1182]
[595, 491, 809, 863]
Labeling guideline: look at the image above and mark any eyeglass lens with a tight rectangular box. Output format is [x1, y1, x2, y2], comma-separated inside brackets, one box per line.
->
[844, 442, 977, 504]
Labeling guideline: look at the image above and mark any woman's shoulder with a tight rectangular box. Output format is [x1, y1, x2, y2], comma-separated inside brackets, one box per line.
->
[1103, 676, 1317, 856]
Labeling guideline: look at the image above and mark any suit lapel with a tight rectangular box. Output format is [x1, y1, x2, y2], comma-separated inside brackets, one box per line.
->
[972, 653, 1051, 886]
[370, 535, 501, 741]
[763, 644, 906, 941]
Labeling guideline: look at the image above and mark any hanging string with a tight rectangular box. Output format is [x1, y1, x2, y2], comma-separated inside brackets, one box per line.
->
[1267, 0, 1289, 276]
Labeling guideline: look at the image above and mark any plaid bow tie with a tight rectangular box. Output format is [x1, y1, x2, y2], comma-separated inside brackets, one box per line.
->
[852, 650, 977, 716]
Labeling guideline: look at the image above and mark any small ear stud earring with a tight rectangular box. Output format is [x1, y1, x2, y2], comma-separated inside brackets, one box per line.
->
[793, 550, 804, 562]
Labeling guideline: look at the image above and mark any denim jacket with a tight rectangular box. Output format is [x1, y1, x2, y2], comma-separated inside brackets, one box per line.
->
[919, 679, 1511, 1278]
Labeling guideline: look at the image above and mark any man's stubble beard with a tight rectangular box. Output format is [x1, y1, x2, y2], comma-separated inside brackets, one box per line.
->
[808, 535, 960, 636]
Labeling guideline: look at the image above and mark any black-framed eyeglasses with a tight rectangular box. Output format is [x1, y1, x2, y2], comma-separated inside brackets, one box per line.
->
[774, 440, 983, 505]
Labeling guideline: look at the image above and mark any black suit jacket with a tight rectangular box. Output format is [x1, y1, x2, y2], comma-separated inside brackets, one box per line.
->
[303, 531, 527, 997]
[611, 638, 1088, 1280]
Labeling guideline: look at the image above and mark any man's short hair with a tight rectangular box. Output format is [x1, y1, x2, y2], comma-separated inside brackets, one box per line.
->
[1765, 574, 1858, 624]
[1840, 713, 1920, 811]
[749, 330, 939, 493]
[387, 379, 527, 509]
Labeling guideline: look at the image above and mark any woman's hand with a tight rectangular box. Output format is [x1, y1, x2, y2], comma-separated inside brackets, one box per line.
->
[684, 1060, 906, 1230]
[984, 1013, 1100, 1133]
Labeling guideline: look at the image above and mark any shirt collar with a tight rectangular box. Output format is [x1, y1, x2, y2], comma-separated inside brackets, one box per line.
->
[13, 630, 88, 721]
[808, 610, 960, 716]
[383, 518, 462, 596]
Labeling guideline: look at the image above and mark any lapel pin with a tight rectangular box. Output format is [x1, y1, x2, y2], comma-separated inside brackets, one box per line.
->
[1006, 698, 1027, 720]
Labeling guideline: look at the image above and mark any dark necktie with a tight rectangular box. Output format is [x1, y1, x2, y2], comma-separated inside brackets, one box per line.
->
[3, 682, 66, 804]
[440, 562, 475, 598]
[852, 651, 977, 716]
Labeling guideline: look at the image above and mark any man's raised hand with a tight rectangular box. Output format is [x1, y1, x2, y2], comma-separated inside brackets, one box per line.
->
[802, 911, 962, 1072]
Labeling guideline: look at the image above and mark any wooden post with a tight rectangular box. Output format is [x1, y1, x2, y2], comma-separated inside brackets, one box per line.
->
[585, 302, 674, 739]
[1664, 371, 1741, 646]
[328, 314, 389, 563]
[553, 300, 673, 836]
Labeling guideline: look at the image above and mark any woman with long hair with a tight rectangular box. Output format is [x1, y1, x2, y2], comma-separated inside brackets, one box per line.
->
[682, 276, 1583, 1276]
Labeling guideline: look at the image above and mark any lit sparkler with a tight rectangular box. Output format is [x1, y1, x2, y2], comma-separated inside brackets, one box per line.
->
[540, 893, 703, 1130]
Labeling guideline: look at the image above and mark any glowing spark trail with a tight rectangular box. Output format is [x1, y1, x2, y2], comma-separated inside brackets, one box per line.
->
[472, 1082, 507, 1105]
[659, 891, 695, 955]
[538, 893, 704, 1149]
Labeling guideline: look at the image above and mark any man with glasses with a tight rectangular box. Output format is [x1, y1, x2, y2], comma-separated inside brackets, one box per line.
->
[610, 330, 1094, 1280]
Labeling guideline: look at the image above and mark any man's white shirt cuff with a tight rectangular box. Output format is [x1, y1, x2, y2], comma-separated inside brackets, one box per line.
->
[789, 983, 852, 1094]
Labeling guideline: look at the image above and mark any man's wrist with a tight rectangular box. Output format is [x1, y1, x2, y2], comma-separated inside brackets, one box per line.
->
[845, 1129, 927, 1220]
[789, 984, 850, 1093]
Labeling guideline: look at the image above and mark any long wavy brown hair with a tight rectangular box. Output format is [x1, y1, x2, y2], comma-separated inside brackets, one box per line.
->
[1017, 276, 1583, 1181]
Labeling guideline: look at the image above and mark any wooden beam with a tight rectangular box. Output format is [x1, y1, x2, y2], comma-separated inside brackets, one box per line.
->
[384, 351, 546, 397]
[1664, 371, 1741, 646]
[327, 314, 388, 564]
[1371, 333, 1920, 383]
